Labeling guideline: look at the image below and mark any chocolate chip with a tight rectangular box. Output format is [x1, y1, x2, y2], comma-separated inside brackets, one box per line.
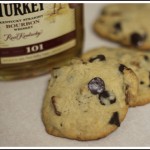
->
[140, 81, 144, 85]
[110, 99, 116, 104]
[52, 67, 60, 70]
[144, 55, 149, 61]
[130, 33, 146, 47]
[109, 112, 120, 127]
[99, 90, 116, 105]
[54, 75, 58, 79]
[100, 90, 109, 98]
[51, 96, 61, 116]
[119, 64, 128, 73]
[88, 77, 105, 95]
[114, 22, 122, 32]
[89, 55, 106, 63]
[125, 85, 130, 105]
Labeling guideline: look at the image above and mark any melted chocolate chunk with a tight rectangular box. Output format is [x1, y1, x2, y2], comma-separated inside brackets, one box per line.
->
[101, 90, 109, 98]
[54, 75, 58, 79]
[130, 33, 146, 47]
[114, 22, 122, 32]
[110, 98, 116, 104]
[109, 112, 120, 127]
[89, 55, 106, 63]
[51, 96, 61, 116]
[144, 55, 149, 61]
[52, 67, 60, 70]
[88, 77, 105, 95]
[125, 85, 130, 105]
[99, 91, 116, 105]
[140, 81, 144, 85]
[119, 64, 128, 73]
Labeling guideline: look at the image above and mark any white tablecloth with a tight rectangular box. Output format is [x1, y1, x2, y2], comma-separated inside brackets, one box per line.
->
[0, 4, 150, 147]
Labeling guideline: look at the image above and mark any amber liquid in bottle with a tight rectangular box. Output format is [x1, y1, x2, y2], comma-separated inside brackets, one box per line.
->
[0, 4, 84, 80]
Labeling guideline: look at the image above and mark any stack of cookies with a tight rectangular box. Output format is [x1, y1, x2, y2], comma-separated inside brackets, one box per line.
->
[42, 4, 150, 141]
[82, 47, 150, 107]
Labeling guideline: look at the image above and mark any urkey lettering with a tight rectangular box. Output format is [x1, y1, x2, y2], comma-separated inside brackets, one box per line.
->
[0, 3, 44, 17]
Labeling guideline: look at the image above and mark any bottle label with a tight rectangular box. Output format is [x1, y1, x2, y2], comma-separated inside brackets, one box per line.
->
[0, 3, 76, 64]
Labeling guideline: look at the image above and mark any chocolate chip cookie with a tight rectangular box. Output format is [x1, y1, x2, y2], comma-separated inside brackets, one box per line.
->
[42, 58, 138, 140]
[82, 47, 150, 107]
[94, 4, 150, 50]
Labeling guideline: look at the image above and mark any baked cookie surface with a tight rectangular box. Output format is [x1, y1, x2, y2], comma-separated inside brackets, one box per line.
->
[82, 47, 150, 107]
[42, 58, 138, 141]
[94, 4, 150, 50]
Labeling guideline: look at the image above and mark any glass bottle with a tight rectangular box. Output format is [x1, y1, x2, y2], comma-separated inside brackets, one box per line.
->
[0, 3, 84, 80]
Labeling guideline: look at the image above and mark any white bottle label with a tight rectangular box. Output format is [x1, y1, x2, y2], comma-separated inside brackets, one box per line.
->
[0, 3, 76, 64]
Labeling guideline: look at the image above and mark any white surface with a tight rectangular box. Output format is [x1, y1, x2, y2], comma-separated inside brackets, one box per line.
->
[0, 4, 150, 147]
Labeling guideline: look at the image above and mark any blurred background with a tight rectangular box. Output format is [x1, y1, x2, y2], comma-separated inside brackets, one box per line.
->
[84, 3, 117, 53]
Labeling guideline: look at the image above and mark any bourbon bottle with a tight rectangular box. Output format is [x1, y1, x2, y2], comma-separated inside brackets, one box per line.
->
[0, 3, 84, 80]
